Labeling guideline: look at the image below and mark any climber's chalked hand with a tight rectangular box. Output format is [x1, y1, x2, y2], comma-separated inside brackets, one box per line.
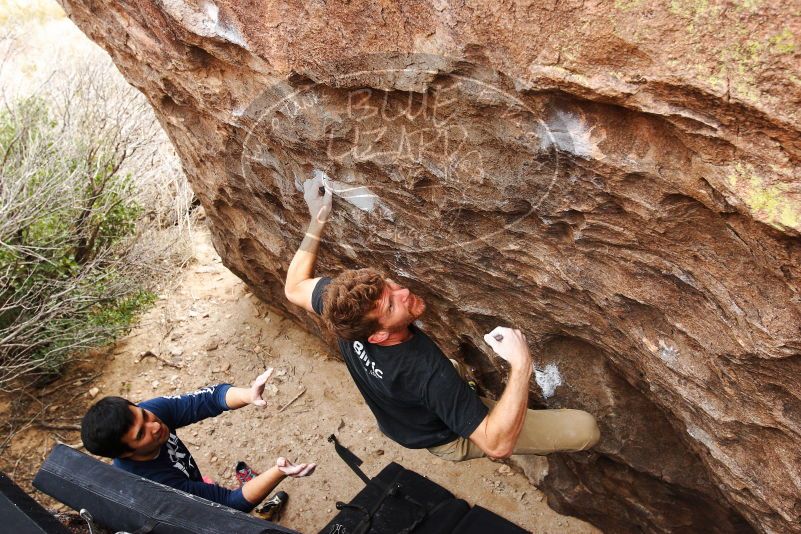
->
[304, 171, 333, 224]
[484, 326, 531, 370]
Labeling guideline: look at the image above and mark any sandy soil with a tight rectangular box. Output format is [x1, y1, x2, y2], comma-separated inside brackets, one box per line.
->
[1, 224, 600, 534]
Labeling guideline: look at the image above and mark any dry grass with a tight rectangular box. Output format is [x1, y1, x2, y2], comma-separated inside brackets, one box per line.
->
[0, 1, 196, 389]
[1, 0, 195, 276]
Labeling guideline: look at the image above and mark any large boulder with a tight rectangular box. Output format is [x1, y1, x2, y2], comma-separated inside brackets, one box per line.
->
[57, 1, 800, 532]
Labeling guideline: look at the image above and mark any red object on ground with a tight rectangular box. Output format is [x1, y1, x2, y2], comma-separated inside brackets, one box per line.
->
[235, 461, 259, 487]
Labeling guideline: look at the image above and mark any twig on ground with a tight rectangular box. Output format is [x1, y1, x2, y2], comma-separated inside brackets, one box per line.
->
[37, 371, 103, 398]
[35, 423, 81, 431]
[277, 387, 306, 413]
[3, 417, 80, 424]
[138, 350, 182, 369]
[11, 442, 37, 479]
[54, 436, 85, 450]
[0, 414, 38, 453]
[41, 434, 51, 460]
[12, 456, 24, 479]
[64, 389, 88, 407]
[219, 464, 231, 481]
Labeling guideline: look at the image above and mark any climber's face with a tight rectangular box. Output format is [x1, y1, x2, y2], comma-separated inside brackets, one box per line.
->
[370, 278, 426, 334]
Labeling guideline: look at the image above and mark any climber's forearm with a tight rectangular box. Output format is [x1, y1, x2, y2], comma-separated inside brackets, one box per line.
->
[469, 360, 531, 458]
[284, 219, 326, 310]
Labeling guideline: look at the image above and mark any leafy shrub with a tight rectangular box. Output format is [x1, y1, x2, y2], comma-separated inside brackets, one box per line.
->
[0, 68, 180, 389]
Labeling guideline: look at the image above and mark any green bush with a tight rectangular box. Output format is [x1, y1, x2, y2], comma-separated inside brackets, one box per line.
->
[0, 88, 158, 388]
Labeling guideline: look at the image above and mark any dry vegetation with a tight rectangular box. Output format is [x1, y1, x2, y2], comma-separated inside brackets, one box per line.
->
[0, 1, 194, 391]
[0, 0, 195, 493]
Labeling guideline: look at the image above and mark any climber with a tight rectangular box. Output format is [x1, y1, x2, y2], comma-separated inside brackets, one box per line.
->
[284, 173, 600, 461]
[80, 369, 316, 513]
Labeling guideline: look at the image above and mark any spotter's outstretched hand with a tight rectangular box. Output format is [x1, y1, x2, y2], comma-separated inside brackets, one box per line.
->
[249, 368, 274, 407]
[276, 457, 316, 477]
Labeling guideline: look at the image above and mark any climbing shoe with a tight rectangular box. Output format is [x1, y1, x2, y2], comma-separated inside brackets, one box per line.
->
[255, 491, 288, 521]
[235, 460, 260, 487]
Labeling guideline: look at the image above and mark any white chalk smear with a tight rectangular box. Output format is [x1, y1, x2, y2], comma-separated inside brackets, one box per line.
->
[310, 169, 392, 216]
[394, 267, 413, 279]
[658, 340, 679, 367]
[686, 424, 714, 450]
[535, 363, 562, 399]
[204, 1, 219, 22]
[539, 110, 601, 159]
[202, 1, 248, 48]
[329, 182, 378, 212]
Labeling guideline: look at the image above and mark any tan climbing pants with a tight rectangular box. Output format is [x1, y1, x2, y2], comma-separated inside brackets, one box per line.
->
[427, 360, 600, 462]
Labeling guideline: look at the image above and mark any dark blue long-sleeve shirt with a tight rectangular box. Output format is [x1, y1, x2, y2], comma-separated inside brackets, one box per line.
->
[113, 384, 253, 512]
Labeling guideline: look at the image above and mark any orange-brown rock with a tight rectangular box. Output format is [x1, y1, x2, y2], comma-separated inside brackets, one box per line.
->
[57, 1, 800, 532]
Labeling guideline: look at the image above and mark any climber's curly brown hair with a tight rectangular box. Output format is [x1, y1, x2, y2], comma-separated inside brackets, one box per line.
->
[323, 268, 386, 341]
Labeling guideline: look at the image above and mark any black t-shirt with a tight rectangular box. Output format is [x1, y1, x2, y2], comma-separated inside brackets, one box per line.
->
[312, 277, 488, 449]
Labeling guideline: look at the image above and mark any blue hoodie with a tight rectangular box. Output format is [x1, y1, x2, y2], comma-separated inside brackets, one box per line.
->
[113, 384, 253, 512]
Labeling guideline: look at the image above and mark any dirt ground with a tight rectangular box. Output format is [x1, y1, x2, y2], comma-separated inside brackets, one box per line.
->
[1, 223, 600, 534]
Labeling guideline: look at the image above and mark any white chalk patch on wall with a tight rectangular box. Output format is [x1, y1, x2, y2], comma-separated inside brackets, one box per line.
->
[658, 340, 679, 367]
[539, 110, 601, 159]
[202, 1, 248, 48]
[204, 1, 219, 22]
[686, 424, 714, 449]
[310, 169, 394, 217]
[393, 267, 413, 279]
[339, 243, 359, 260]
[161, 1, 248, 49]
[535, 363, 563, 399]
[329, 182, 378, 212]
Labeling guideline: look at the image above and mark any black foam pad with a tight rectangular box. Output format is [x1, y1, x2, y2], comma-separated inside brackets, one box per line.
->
[33, 445, 298, 534]
[0, 471, 70, 534]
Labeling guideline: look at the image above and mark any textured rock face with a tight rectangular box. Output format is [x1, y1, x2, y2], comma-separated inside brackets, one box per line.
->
[58, 1, 800, 532]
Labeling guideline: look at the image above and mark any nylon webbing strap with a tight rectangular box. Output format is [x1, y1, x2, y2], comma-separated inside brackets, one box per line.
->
[328, 434, 371, 485]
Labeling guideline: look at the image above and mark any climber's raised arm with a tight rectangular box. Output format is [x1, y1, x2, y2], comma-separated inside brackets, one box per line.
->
[468, 327, 532, 458]
[284, 172, 333, 312]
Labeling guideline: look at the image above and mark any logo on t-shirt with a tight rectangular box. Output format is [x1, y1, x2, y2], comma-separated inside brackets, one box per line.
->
[353, 341, 383, 379]
[162, 386, 215, 400]
[166, 433, 196, 479]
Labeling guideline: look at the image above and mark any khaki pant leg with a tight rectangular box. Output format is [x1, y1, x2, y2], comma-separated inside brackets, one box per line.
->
[479, 397, 600, 455]
[427, 436, 480, 462]
[432, 360, 600, 460]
